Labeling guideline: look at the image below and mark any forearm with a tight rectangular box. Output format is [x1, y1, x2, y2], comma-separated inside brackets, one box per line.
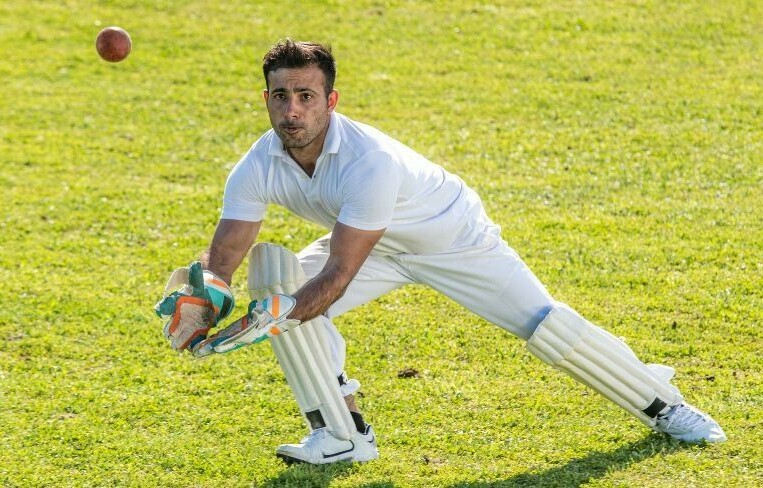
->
[288, 222, 384, 323]
[290, 266, 350, 322]
[201, 219, 261, 284]
[200, 246, 244, 284]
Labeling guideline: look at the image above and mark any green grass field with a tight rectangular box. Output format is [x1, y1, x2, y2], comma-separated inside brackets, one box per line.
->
[1, 1, 761, 486]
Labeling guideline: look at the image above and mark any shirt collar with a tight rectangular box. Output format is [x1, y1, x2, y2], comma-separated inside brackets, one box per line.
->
[322, 112, 341, 155]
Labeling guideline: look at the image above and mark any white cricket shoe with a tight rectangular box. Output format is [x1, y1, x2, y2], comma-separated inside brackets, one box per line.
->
[654, 402, 727, 443]
[276, 425, 379, 465]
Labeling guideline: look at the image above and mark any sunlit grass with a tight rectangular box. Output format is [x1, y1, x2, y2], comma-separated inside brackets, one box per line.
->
[1, 1, 761, 486]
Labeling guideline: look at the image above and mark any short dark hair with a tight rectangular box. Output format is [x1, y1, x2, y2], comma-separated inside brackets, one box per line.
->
[262, 39, 336, 96]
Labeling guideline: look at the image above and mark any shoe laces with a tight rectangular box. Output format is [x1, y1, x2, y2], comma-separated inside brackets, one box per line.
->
[301, 428, 329, 445]
[660, 404, 709, 431]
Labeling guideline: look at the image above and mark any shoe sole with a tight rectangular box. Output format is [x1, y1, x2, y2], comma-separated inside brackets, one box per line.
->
[276, 449, 379, 465]
[276, 453, 300, 466]
[666, 429, 727, 443]
[276, 453, 357, 465]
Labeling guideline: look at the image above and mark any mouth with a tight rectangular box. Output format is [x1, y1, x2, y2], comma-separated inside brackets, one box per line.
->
[280, 125, 303, 136]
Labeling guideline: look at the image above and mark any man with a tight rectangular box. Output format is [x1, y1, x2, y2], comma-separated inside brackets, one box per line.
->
[157, 39, 726, 465]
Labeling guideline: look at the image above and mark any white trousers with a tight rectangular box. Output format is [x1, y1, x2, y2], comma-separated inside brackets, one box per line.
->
[296, 227, 555, 375]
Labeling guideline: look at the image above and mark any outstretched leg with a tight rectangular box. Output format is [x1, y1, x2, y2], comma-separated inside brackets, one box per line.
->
[401, 234, 726, 443]
[527, 302, 726, 443]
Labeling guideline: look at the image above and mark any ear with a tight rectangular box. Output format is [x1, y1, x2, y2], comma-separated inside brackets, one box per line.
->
[262, 89, 269, 103]
[327, 90, 339, 112]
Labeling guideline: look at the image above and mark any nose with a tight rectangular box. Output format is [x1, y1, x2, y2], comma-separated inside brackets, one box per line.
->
[283, 97, 300, 119]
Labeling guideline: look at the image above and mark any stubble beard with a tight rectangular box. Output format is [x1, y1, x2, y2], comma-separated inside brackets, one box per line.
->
[276, 113, 329, 151]
[277, 129, 310, 149]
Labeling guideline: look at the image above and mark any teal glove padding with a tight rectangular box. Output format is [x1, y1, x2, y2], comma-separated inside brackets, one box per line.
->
[155, 261, 208, 316]
[155, 262, 235, 351]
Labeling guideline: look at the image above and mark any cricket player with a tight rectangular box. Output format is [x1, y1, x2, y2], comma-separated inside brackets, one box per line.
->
[156, 39, 726, 465]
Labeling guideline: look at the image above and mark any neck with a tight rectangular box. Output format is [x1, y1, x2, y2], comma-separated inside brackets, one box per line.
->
[286, 120, 330, 177]
[287, 147, 319, 177]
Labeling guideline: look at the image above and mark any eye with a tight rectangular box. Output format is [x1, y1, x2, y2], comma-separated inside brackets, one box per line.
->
[302, 93, 313, 101]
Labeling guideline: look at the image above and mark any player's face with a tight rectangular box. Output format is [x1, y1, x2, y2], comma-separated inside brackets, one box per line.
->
[264, 66, 338, 158]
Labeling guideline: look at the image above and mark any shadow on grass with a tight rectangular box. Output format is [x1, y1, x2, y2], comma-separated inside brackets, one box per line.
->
[254, 461, 394, 488]
[449, 433, 690, 488]
[254, 434, 689, 487]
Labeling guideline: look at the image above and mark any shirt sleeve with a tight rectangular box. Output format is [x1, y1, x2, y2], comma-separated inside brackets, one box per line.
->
[220, 153, 267, 222]
[337, 150, 402, 230]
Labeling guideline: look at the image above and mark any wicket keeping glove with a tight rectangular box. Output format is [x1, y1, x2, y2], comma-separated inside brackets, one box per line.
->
[155, 261, 235, 352]
[192, 294, 298, 358]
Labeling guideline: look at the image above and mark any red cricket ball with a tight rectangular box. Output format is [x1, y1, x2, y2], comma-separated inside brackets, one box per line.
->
[96, 26, 132, 62]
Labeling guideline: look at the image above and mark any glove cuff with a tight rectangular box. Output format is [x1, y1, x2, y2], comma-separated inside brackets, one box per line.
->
[202, 269, 235, 322]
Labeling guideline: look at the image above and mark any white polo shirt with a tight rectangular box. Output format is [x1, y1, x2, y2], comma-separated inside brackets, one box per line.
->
[221, 112, 495, 254]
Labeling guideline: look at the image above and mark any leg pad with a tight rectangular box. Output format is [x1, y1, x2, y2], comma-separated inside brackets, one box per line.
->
[527, 303, 682, 427]
[249, 243, 357, 441]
